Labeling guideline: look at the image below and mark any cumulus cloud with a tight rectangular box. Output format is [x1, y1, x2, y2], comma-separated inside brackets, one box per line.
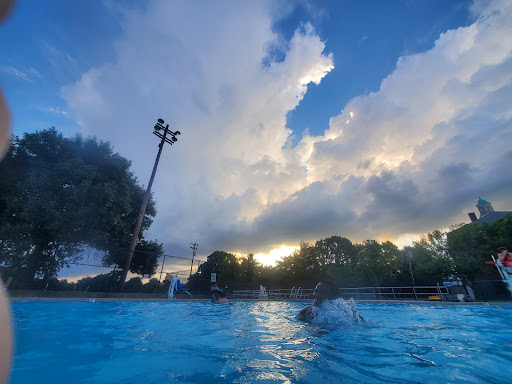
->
[62, 0, 512, 262]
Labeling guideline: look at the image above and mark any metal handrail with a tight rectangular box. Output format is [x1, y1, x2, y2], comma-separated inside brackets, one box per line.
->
[230, 285, 449, 301]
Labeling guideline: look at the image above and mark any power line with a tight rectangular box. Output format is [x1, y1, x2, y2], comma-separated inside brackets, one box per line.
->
[68, 262, 115, 269]
[118, 247, 207, 263]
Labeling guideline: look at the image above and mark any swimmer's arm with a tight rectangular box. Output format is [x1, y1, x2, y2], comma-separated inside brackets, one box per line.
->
[296, 306, 314, 322]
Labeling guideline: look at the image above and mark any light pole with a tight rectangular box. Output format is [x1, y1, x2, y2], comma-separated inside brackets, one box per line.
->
[189, 243, 198, 278]
[119, 118, 180, 289]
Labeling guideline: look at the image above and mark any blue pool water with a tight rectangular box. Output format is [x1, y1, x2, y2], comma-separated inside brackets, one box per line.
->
[9, 300, 512, 384]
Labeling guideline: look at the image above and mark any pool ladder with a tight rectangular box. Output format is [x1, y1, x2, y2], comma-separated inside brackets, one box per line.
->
[290, 287, 302, 300]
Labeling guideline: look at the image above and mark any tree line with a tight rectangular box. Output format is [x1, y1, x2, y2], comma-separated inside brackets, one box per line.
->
[187, 216, 511, 292]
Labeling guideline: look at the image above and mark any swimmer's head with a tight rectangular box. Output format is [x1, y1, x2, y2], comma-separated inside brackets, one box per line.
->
[313, 281, 339, 306]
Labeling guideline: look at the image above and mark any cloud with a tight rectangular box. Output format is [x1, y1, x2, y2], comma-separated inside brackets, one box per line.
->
[0, 66, 41, 81]
[62, 0, 512, 259]
[41, 41, 78, 74]
[39, 106, 70, 116]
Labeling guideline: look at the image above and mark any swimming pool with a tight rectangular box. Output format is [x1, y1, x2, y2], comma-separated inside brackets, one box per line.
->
[9, 300, 512, 383]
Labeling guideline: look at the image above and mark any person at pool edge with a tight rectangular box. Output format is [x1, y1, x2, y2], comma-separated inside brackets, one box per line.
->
[497, 247, 512, 273]
[296, 281, 338, 322]
[210, 282, 228, 304]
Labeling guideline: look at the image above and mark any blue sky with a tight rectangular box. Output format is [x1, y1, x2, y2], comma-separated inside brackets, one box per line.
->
[1, 0, 511, 280]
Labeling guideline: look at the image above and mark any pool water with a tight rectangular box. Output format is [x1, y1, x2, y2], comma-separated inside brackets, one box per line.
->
[9, 300, 512, 383]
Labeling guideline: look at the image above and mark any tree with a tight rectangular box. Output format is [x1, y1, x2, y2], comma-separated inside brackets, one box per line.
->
[355, 240, 401, 286]
[142, 278, 162, 293]
[0, 128, 161, 287]
[315, 236, 357, 267]
[103, 240, 163, 277]
[75, 272, 120, 292]
[275, 241, 321, 287]
[315, 236, 357, 285]
[238, 253, 256, 288]
[447, 214, 512, 278]
[411, 229, 455, 278]
[188, 251, 241, 291]
[124, 277, 144, 292]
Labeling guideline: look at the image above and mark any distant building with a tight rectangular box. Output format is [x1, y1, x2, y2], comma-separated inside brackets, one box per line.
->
[467, 197, 512, 225]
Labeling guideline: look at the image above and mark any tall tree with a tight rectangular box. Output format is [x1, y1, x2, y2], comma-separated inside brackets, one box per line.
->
[275, 241, 321, 286]
[411, 229, 455, 278]
[315, 236, 357, 267]
[355, 240, 401, 286]
[188, 251, 241, 290]
[0, 128, 162, 287]
[315, 236, 357, 284]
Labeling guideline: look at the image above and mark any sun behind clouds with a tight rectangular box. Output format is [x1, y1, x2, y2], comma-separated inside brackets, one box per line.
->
[254, 245, 298, 266]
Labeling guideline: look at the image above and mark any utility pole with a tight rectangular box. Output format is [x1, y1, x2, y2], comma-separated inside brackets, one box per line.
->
[158, 254, 167, 283]
[189, 243, 198, 278]
[119, 118, 180, 289]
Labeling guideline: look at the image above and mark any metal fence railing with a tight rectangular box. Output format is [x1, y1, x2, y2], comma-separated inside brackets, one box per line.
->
[231, 285, 450, 301]
[230, 287, 314, 300]
[338, 285, 449, 300]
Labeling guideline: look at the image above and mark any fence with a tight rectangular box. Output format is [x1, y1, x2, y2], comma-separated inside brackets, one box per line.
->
[230, 287, 314, 300]
[338, 285, 449, 300]
[231, 285, 450, 301]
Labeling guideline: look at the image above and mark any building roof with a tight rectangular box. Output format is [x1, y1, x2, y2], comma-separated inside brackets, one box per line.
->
[477, 197, 490, 206]
[471, 211, 512, 225]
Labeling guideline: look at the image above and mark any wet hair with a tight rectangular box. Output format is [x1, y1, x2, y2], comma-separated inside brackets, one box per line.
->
[319, 281, 339, 300]
[499, 247, 508, 252]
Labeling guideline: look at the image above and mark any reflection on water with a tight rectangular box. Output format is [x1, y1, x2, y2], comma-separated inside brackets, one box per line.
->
[10, 301, 512, 384]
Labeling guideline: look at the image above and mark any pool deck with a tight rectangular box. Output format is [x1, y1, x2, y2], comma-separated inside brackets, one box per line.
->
[8, 297, 512, 305]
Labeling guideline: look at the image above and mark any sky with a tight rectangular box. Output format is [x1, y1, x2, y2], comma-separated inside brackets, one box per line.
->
[1, 0, 512, 280]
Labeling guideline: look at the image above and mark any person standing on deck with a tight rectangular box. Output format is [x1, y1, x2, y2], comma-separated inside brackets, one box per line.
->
[497, 247, 512, 274]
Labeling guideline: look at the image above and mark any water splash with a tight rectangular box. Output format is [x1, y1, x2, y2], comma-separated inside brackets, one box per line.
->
[504, 278, 512, 296]
[311, 298, 366, 326]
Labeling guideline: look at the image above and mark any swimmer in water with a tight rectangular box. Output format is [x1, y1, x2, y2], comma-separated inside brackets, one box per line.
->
[296, 281, 339, 322]
[210, 282, 228, 304]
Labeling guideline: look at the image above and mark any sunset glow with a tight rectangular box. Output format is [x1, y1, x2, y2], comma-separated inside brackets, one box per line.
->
[254, 246, 298, 266]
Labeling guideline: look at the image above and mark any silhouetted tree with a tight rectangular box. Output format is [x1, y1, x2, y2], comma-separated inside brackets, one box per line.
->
[0, 128, 161, 287]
